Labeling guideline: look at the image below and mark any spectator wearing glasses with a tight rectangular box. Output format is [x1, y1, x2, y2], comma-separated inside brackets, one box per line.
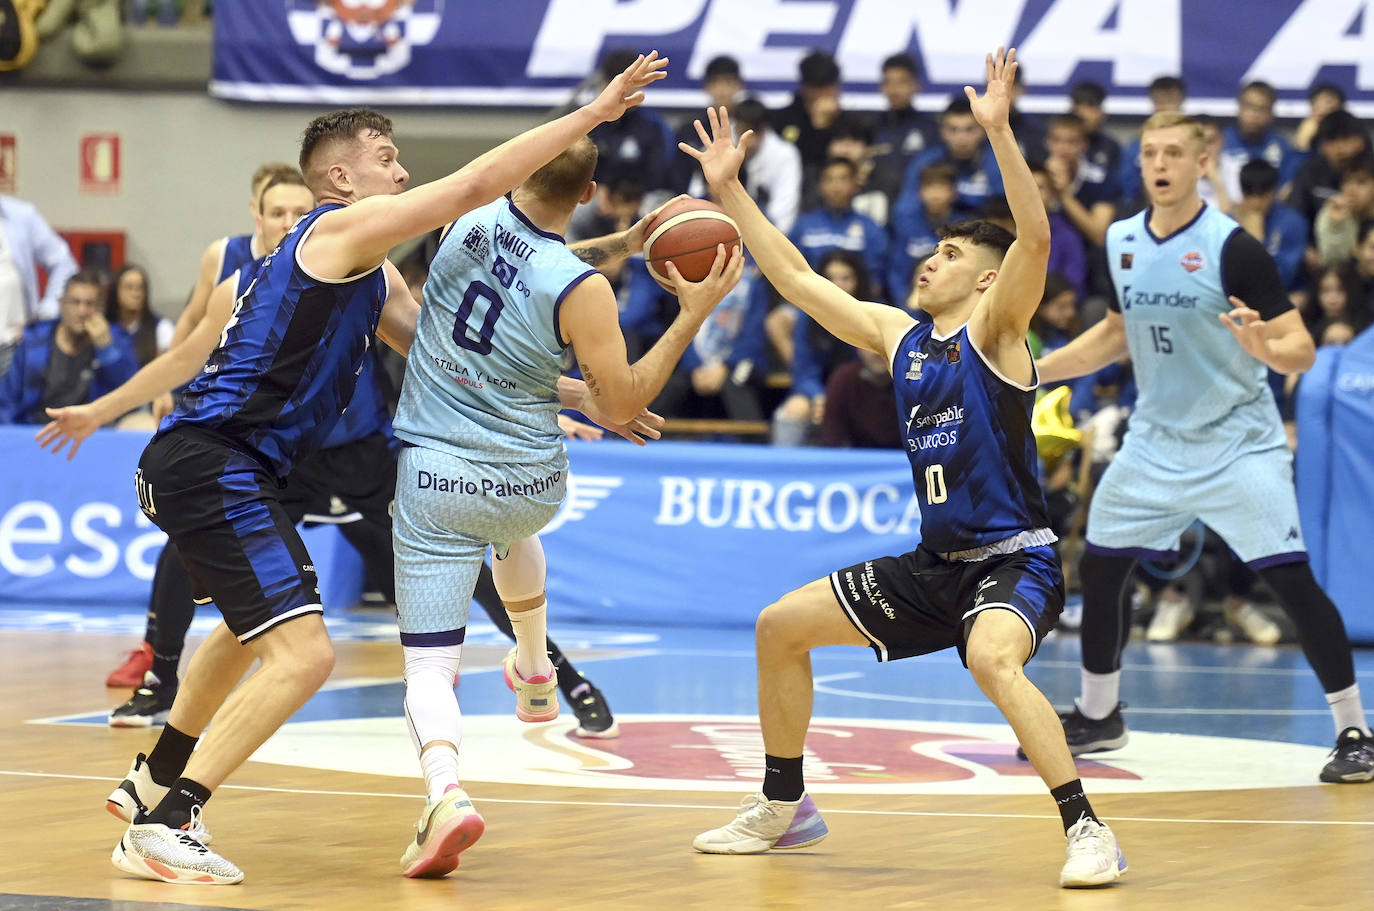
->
[0, 269, 138, 424]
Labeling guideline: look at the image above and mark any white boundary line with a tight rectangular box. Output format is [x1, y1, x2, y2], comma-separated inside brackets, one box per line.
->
[1, 769, 1368, 827]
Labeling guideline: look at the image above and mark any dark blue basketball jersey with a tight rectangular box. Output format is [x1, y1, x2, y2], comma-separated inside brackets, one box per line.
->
[168, 203, 389, 479]
[217, 234, 257, 285]
[226, 260, 393, 452]
[892, 314, 1051, 553]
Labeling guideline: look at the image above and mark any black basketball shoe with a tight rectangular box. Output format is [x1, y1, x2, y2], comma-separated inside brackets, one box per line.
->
[1017, 703, 1129, 759]
[108, 672, 177, 727]
[1320, 727, 1374, 783]
[569, 682, 619, 739]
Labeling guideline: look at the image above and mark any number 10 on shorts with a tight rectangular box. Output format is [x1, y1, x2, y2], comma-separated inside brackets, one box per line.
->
[925, 464, 948, 505]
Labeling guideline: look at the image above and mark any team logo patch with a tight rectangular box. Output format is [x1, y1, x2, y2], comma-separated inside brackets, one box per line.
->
[1180, 250, 1205, 273]
[247, 714, 1337, 795]
[945, 340, 961, 364]
[286, 1, 445, 81]
[1120, 252, 1133, 270]
[905, 350, 928, 381]
[459, 223, 490, 263]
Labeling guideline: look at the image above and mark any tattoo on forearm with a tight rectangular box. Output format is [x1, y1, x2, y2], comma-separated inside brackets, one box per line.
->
[571, 236, 628, 268]
[580, 364, 601, 396]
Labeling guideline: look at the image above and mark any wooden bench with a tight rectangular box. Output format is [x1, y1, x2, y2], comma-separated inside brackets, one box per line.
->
[660, 418, 771, 437]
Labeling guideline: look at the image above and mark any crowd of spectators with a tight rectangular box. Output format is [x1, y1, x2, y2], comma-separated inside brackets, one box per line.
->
[556, 49, 1372, 456]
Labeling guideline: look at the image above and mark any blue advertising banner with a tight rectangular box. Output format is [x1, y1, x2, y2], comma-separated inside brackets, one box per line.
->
[0, 427, 920, 629]
[213, 1, 1374, 115]
[1296, 328, 1374, 644]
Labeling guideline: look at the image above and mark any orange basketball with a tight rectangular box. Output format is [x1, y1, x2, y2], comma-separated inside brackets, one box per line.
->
[643, 198, 741, 292]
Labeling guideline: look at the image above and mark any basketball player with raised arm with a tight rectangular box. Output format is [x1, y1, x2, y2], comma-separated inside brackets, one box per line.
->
[36, 51, 669, 885]
[683, 49, 1127, 887]
[1034, 111, 1374, 782]
[388, 136, 742, 877]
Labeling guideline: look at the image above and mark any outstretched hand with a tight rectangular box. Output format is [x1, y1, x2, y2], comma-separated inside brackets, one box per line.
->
[664, 242, 746, 322]
[678, 106, 750, 189]
[1218, 297, 1273, 362]
[589, 51, 669, 123]
[35, 403, 105, 461]
[964, 46, 1017, 131]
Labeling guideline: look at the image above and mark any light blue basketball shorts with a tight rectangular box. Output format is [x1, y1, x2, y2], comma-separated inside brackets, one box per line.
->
[1085, 436, 1307, 568]
[393, 443, 567, 645]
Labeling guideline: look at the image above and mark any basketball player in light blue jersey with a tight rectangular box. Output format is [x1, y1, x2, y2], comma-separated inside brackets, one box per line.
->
[1037, 111, 1374, 782]
[685, 49, 1127, 888]
[390, 138, 743, 877]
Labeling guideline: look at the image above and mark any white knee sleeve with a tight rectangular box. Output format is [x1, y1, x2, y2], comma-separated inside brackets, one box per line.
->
[492, 535, 547, 603]
[403, 644, 463, 754]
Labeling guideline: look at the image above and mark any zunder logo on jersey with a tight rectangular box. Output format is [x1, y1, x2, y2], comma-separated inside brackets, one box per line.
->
[286, 1, 444, 81]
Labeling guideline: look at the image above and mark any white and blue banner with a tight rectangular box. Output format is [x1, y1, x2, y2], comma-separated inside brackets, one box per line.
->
[213, 1, 1374, 115]
[0, 427, 919, 628]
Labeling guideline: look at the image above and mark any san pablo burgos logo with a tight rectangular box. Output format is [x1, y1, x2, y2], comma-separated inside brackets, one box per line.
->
[541, 473, 622, 534]
[287, 1, 444, 81]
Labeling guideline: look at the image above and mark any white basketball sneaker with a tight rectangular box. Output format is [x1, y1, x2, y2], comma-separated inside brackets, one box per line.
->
[693, 793, 829, 854]
[1060, 813, 1127, 887]
[111, 806, 241, 885]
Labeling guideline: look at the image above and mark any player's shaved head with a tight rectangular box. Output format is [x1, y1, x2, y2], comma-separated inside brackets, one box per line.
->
[524, 137, 598, 208]
[299, 108, 395, 195]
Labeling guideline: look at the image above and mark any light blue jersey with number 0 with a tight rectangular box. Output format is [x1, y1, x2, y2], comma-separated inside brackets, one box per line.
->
[394, 198, 597, 463]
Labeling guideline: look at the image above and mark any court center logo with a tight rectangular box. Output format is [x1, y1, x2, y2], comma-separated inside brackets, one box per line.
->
[287, 1, 444, 81]
[249, 714, 1335, 795]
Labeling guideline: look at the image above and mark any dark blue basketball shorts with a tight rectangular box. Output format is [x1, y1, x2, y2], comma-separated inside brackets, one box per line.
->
[136, 426, 322, 644]
[829, 544, 1065, 666]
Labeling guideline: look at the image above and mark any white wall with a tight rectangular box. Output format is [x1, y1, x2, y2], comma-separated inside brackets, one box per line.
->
[4, 89, 545, 318]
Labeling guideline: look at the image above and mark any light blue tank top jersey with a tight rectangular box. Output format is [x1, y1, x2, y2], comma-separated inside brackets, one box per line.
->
[1105, 205, 1287, 461]
[393, 198, 597, 463]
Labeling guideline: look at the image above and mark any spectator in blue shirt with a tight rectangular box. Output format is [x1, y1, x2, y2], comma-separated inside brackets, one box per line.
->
[887, 161, 956, 306]
[1236, 159, 1308, 291]
[773, 250, 880, 446]
[1220, 81, 1303, 201]
[588, 49, 673, 196]
[0, 269, 138, 424]
[1069, 81, 1121, 174]
[867, 53, 938, 206]
[790, 157, 888, 289]
[893, 96, 1004, 228]
[1044, 113, 1121, 248]
[1119, 75, 1187, 207]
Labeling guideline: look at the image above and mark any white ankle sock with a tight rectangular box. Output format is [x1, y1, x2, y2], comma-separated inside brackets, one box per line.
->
[1325, 683, 1372, 737]
[1077, 669, 1121, 721]
[506, 602, 552, 679]
[419, 744, 460, 802]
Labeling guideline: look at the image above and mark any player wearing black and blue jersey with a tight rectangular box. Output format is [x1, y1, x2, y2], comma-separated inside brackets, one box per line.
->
[686, 49, 1127, 888]
[37, 51, 669, 886]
